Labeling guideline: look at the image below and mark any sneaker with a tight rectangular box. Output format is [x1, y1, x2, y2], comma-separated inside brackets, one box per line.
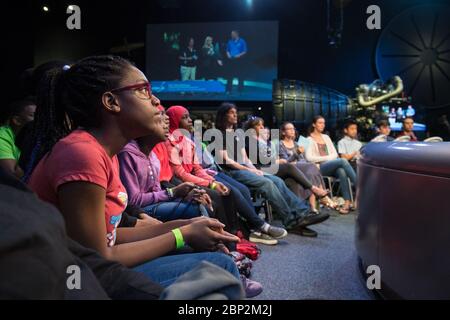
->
[249, 231, 278, 245]
[297, 212, 330, 228]
[265, 225, 288, 239]
[240, 275, 263, 298]
[289, 226, 318, 237]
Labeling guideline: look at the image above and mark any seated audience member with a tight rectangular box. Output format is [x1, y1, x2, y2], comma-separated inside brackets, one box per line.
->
[19, 61, 78, 183]
[279, 121, 332, 212]
[337, 120, 362, 170]
[167, 106, 287, 244]
[0, 98, 36, 177]
[118, 114, 211, 221]
[305, 116, 357, 214]
[0, 167, 244, 300]
[0, 166, 163, 300]
[372, 120, 394, 142]
[213, 103, 329, 237]
[26, 55, 241, 288]
[397, 116, 418, 141]
[244, 117, 328, 213]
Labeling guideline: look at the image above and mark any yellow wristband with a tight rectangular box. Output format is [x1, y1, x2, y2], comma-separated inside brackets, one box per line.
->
[171, 228, 185, 250]
[210, 182, 217, 190]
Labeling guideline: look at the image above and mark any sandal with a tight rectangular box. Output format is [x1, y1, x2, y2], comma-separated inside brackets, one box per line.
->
[320, 196, 338, 209]
[311, 186, 330, 198]
[339, 204, 351, 215]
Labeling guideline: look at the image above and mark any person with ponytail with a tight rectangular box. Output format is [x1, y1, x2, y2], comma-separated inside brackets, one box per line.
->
[305, 116, 357, 214]
[26, 55, 241, 288]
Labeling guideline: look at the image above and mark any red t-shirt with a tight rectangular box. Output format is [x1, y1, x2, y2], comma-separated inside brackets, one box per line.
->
[28, 130, 128, 247]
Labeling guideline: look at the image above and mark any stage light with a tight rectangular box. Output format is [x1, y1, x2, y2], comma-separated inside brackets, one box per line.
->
[246, 0, 253, 7]
[42, 6, 49, 12]
[258, 107, 262, 111]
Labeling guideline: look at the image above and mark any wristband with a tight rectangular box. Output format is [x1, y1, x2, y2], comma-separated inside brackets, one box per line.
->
[166, 188, 174, 199]
[171, 228, 185, 250]
[210, 182, 217, 190]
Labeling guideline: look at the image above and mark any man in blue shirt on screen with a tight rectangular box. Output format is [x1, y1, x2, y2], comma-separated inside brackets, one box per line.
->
[226, 30, 247, 94]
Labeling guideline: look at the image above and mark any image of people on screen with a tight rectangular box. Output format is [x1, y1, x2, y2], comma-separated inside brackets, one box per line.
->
[179, 37, 198, 80]
[201, 36, 223, 80]
[226, 30, 248, 93]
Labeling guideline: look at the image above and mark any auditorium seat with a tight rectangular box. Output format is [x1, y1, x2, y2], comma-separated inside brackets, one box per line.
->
[356, 141, 450, 299]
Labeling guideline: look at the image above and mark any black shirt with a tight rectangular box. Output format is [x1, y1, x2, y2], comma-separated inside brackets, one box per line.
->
[180, 47, 198, 67]
[211, 129, 246, 171]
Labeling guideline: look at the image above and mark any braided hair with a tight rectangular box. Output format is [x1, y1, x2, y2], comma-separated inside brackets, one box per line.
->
[21, 55, 133, 182]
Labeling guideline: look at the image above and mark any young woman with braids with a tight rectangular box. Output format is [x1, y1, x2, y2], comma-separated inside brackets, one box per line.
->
[24, 55, 241, 287]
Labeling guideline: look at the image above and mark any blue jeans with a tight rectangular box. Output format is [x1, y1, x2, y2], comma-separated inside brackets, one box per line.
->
[143, 201, 201, 222]
[227, 170, 309, 227]
[215, 172, 265, 230]
[133, 252, 240, 287]
[320, 158, 357, 201]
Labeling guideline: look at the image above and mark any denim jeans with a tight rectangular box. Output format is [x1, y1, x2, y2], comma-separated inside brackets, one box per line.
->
[143, 201, 201, 222]
[215, 172, 265, 230]
[227, 170, 309, 227]
[133, 252, 240, 287]
[320, 158, 357, 201]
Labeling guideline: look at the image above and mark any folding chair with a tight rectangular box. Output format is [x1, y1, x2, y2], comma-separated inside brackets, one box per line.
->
[251, 191, 273, 223]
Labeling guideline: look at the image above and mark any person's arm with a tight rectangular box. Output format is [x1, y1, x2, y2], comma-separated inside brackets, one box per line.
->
[0, 137, 23, 178]
[234, 39, 247, 59]
[337, 139, 356, 161]
[325, 135, 339, 160]
[304, 138, 329, 163]
[58, 182, 238, 267]
[167, 142, 213, 187]
[118, 152, 169, 208]
[217, 150, 248, 171]
[0, 159, 22, 178]
[171, 162, 212, 187]
[226, 41, 232, 59]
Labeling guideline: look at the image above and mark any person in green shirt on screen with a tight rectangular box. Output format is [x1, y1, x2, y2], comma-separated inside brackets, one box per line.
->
[0, 98, 36, 177]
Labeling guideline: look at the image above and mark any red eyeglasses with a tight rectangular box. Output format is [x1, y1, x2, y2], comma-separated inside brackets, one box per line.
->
[110, 81, 152, 100]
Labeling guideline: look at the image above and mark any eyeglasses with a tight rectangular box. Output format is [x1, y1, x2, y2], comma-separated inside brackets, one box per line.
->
[110, 81, 152, 100]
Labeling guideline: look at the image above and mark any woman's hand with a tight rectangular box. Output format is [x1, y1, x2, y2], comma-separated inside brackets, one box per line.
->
[186, 189, 214, 212]
[276, 159, 288, 164]
[298, 146, 305, 154]
[172, 182, 196, 198]
[212, 181, 229, 196]
[248, 168, 264, 176]
[180, 218, 239, 252]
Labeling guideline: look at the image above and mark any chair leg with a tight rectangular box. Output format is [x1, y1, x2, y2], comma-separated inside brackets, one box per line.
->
[264, 200, 273, 224]
[348, 177, 354, 204]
